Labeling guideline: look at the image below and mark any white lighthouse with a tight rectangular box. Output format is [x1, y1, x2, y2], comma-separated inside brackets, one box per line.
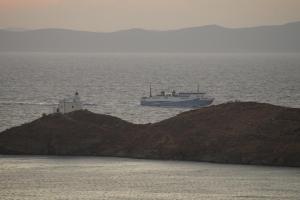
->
[54, 92, 83, 114]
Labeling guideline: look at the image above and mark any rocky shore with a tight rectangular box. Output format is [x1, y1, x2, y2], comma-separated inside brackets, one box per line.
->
[0, 102, 299, 166]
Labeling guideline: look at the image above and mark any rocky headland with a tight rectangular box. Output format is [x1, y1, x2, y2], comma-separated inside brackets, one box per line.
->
[0, 102, 299, 167]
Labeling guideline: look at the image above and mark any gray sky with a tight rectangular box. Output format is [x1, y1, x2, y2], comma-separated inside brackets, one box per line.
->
[0, 0, 300, 32]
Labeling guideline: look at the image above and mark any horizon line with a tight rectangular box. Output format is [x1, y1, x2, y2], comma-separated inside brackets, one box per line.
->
[1, 20, 300, 34]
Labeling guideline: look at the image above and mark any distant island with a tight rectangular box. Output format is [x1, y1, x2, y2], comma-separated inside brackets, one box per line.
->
[0, 22, 300, 53]
[0, 102, 299, 167]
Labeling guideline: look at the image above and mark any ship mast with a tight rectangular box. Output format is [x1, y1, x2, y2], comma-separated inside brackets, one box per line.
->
[150, 83, 152, 97]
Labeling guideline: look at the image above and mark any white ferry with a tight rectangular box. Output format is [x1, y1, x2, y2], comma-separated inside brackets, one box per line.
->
[141, 85, 214, 108]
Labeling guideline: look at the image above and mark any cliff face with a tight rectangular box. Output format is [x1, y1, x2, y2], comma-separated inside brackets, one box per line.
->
[0, 102, 299, 166]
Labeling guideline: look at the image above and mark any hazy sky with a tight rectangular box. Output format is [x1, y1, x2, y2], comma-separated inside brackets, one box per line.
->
[0, 0, 300, 32]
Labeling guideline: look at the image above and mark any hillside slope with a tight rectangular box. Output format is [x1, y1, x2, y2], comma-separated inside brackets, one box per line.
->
[0, 102, 299, 166]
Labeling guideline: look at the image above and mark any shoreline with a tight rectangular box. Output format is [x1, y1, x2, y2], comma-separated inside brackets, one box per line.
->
[1, 154, 299, 168]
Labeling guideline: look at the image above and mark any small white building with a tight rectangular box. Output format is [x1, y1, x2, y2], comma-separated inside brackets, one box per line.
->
[54, 92, 83, 114]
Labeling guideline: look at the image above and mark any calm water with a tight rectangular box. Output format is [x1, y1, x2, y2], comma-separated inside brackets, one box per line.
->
[0, 156, 299, 200]
[0, 54, 300, 199]
[0, 53, 300, 131]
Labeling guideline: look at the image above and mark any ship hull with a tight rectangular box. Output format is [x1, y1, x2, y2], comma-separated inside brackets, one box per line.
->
[141, 98, 214, 108]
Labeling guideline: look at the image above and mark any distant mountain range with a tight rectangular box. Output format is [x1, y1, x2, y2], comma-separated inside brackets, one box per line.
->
[0, 22, 300, 52]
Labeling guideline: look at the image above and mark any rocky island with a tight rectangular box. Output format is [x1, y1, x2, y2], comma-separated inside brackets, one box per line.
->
[0, 102, 299, 167]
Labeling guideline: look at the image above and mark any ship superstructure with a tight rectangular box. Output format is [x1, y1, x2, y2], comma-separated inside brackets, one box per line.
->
[141, 85, 214, 108]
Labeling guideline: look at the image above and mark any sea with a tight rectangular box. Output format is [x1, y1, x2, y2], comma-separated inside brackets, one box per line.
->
[0, 156, 299, 200]
[0, 52, 299, 132]
[0, 53, 300, 199]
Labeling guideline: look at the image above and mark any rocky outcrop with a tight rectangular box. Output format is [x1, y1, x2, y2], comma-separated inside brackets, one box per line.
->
[0, 102, 299, 166]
